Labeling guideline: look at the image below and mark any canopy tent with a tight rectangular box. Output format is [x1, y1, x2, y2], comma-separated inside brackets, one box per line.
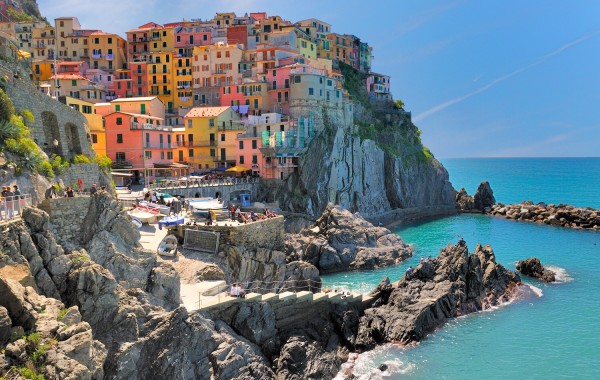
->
[225, 165, 250, 173]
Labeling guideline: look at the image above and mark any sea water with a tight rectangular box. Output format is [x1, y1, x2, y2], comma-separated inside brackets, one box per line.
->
[324, 158, 600, 379]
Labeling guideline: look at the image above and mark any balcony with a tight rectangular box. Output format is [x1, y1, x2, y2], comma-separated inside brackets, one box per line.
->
[130, 122, 172, 131]
[150, 78, 171, 85]
[106, 54, 114, 61]
[192, 140, 218, 147]
[179, 96, 191, 102]
[174, 141, 188, 147]
[92, 53, 102, 59]
[143, 143, 173, 149]
[132, 71, 144, 76]
[212, 156, 236, 163]
[149, 90, 171, 96]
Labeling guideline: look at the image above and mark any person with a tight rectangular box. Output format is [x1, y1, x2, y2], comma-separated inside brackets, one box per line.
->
[12, 185, 22, 214]
[151, 192, 158, 203]
[427, 255, 432, 262]
[206, 209, 213, 226]
[250, 210, 257, 222]
[229, 204, 235, 221]
[235, 206, 241, 219]
[45, 185, 56, 199]
[65, 186, 74, 198]
[210, 209, 217, 224]
[144, 191, 151, 202]
[420, 257, 425, 264]
[77, 178, 83, 193]
[90, 183, 98, 195]
[405, 265, 414, 280]
[158, 195, 166, 205]
[4, 186, 14, 219]
[170, 197, 181, 215]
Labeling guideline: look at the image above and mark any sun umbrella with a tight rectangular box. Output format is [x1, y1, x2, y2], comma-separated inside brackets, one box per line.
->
[225, 165, 250, 173]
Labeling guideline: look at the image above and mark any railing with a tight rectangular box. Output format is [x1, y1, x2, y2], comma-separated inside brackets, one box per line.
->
[144, 143, 172, 149]
[91, 53, 102, 59]
[192, 140, 217, 147]
[105, 54, 114, 61]
[0, 194, 32, 222]
[131, 122, 172, 131]
[212, 156, 236, 162]
[149, 177, 259, 191]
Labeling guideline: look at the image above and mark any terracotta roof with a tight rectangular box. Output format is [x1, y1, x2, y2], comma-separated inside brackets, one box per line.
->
[185, 106, 231, 118]
[50, 74, 90, 81]
[111, 96, 158, 102]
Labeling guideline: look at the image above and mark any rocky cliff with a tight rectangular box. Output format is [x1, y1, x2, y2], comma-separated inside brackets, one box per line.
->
[355, 242, 521, 348]
[285, 204, 412, 273]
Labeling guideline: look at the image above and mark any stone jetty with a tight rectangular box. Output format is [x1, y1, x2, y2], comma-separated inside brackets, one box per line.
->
[488, 202, 600, 230]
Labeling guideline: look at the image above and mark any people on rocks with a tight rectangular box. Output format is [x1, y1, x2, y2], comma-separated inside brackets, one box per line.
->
[12, 185, 21, 214]
[65, 186, 74, 198]
[45, 185, 57, 199]
[405, 265, 414, 279]
[229, 204, 236, 221]
[229, 283, 246, 298]
[90, 184, 98, 195]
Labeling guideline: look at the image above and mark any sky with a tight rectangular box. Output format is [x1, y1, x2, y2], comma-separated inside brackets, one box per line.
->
[36, 0, 600, 158]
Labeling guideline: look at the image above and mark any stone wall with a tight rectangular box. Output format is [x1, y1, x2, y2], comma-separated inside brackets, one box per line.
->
[38, 197, 92, 246]
[58, 163, 103, 191]
[175, 216, 285, 251]
[2, 69, 93, 160]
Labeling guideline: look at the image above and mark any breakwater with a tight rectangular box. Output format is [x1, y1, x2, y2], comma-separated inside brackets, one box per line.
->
[487, 202, 600, 230]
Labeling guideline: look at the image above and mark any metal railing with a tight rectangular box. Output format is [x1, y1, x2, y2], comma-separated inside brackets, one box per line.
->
[0, 194, 32, 222]
[148, 177, 259, 190]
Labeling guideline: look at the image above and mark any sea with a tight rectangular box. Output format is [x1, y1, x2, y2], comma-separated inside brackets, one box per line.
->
[324, 158, 600, 379]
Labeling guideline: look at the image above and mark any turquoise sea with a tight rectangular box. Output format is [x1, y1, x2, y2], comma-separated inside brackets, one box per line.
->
[325, 158, 600, 379]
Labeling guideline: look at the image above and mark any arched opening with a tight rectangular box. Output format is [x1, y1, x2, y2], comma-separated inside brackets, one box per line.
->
[41, 111, 61, 155]
[64, 122, 82, 155]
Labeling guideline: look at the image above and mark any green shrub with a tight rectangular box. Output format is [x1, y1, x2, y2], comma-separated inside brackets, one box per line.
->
[17, 366, 43, 380]
[92, 155, 112, 172]
[50, 155, 70, 175]
[72, 154, 90, 164]
[15, 138, 38, 156]
[0, 89, 15, 122]
[20, 151, 43, 172]
[0, 120, 20, 142]
[36, 161, 54, 178]
[57, 308, 69, 321]
[20, 110, 35, 124]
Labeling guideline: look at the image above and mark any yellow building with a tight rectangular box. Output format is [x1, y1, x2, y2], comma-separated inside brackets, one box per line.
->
[182, 106, 241, 170]
[31, 60, 54, 82]
[62, 96, 106, 156]
[31, 24, 55, 61]
[192, 42, 244, 88]
[147, 51, 175, 113]
[14, 21, 46, 54]
[173, 55, 193, 110]
[54, 17, 97, 61]
[89, 31, 127, 74]
[50, 73, 107, 103]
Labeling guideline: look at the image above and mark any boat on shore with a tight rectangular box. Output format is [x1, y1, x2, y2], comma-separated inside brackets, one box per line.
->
[128, 209, 157, 224]
[157, 234, 178, 257]
[139, 201, 170, 215]
[188, 198, 224, 213]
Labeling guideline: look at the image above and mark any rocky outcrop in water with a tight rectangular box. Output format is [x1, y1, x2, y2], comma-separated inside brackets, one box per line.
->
[456, 181, 496, 212]
[355, 243, 521, 347]
[285, 204, 412, 273]
[516, 258, 556, 282]
[489, 202, 600, 230]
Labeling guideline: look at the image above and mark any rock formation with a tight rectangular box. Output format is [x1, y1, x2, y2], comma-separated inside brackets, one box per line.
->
[516, 257, 556, 282]
[285, 204, 412, 273]
[355, 243, 521, 348]
[456, 181, 495, 212]
[488, 202, 600, 230]
[276, 109, 456, 220]
[474, 181, 496, 211]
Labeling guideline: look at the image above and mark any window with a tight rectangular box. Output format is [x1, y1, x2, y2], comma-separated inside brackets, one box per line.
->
[82, 105, 92, 114]
[108, 37, 112, 44]
[308, 88, 314, 96]
[94, 38, 99, 44]
[188, 149, 194, 158]
[210, 149, 216, 157]
[209, 119, 215, 127]
[225, 50, 230, 58]
[188, 119, 192, 128]
[252, 140, 257, 149]
[161, 152, 165, 160]
[239, 156, 245, 164]
[116, 152, 125, 161]
[71, 79, 77, 86]
[116, 134, 123, 143]
[294, 76, 301, 83]
[217, 51, 221, 58]
[220, 134, 225, 142]
[239, 141, 244, 149]
[145, 151, 152, 159]
[116, 117, 123, 125]
[272, 69, 276, 77]
[91, 134, 98, 143]
[272, 81, 276, 90]
[252, 155, 258, 164]
[167, 152, 173, 159]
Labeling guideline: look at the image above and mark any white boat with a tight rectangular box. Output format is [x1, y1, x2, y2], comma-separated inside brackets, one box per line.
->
[127, 209, 157, 224]
[139, 201, 171, 215]
[157, 234, 178, 257]
[116, 186, 131, 194]
[131, 218, 143, 229]
[188, 198, 224, 212]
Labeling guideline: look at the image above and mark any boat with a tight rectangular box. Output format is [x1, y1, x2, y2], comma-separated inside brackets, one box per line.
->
[188, 198, 224, 213]
[115, 186, 131, 194]
[139, 201, 171, 215]
[127, 209, 157, 224]
[158, 215, 184, 230]
[157, 234, 178, 257]
[131, 218, 143, 229]
[133, 204, 160, 214]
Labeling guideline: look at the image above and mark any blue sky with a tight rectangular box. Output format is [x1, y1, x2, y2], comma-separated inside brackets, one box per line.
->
[37, 0, 600, 158]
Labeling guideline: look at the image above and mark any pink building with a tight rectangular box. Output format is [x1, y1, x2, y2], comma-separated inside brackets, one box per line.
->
[105, 111, 176, 183]
[130, 62, 148, 97]
[366, 72, 392, 101]
[266, 64, 292, 114]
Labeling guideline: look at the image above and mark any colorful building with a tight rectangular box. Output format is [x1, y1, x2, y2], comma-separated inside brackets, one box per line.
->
[183, 106, 241, 170]
[60, 96, 106, 156]
[89, 31, 127, 74]
[366, 72, 392, 101]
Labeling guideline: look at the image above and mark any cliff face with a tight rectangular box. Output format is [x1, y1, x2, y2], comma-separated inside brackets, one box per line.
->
[277, 109, 456, 219]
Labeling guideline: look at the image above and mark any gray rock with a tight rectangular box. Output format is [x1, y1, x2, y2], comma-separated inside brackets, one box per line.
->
[147, 263, 181, 307]
[0, 306, 11, 346]
[516, 257, 556, 283]
[356, 243, 521, 348]
[474, 181, 496, 210]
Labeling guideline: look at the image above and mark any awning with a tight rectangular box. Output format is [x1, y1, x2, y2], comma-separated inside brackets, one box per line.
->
[225, 165, 250, 173]
[111, 172, 133, 177]
[153, 162, 190, 168]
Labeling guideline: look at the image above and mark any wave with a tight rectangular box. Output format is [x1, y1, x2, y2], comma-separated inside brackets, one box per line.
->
[545, 265, 573, 283]
[334, 344, 416, 379]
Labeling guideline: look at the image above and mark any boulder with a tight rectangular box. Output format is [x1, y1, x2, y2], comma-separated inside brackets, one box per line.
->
[455, 187, 474, 210]
[516, 258, 556, 283]
[0, 306, 11, 346]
